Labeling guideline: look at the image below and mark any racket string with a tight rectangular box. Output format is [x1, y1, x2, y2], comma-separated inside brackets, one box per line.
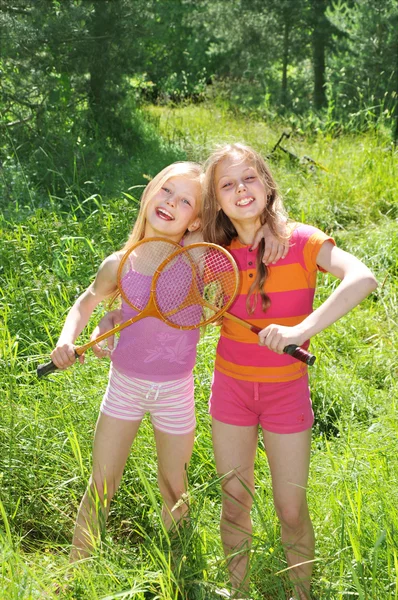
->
[119, 238, 182, 310]
[153, 245, 239, 328]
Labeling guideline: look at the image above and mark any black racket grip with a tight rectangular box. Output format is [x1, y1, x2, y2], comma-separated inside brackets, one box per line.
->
[37, 360, 58, 377]
[37, 351, 79, 378]
[250, 324, 316, 366]
[283, 344, 316, 366]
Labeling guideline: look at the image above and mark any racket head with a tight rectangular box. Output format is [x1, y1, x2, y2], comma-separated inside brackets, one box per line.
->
[152, 242, 240, 329]
[117, 237, 181, 310]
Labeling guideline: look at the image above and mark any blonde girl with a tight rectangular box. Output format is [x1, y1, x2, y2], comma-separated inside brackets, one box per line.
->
[51, 162, 203, 560]
[202, 143, 377, 600]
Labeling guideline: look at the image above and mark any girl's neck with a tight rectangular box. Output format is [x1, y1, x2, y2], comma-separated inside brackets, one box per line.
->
[143, 226, 183, 243]
[232, 219, 260, 246]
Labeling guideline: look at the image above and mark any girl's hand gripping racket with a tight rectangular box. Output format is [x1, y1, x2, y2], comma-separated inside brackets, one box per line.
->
[148, 243, 316, 366]
[222, 314, 316, 365]
[37, 238, 182, 377]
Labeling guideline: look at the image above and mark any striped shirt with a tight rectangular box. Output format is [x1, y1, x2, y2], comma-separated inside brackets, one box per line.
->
[215, 223, 335, 382]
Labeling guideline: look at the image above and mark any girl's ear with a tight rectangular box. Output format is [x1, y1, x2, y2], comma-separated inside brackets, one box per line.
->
[187, 217, 201, 232]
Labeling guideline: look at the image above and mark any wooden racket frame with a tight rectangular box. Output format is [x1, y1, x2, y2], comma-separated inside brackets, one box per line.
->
[38, 238, 241, 379]
[160, 243, 316, 366]
[148, 242, 241, 329]
[76, 236, 182, 354]
[37, 237, 181, 377]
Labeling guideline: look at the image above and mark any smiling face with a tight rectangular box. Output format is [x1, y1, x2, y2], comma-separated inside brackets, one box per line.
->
[144, 175, 201, 242]
[215, 154, 268, 233]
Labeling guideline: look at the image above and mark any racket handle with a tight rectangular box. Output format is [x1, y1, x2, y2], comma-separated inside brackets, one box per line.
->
[250, 325, 262, 334]
[248, 326, 316, 366]
[37, 359, 58, 377]
[283, 344, 316, 366]
[37, 318, 138, 378]
[37, 351, 80, 378]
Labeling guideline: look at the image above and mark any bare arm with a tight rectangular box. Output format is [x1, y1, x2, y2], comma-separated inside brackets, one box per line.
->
[258, 241, 378, 353]
[90, 308, 123, 358]
[251, 216, 289, 264]
[185, 220, 289, 265]
[295, 242, 378, 340]
[50, 253, 120, 369]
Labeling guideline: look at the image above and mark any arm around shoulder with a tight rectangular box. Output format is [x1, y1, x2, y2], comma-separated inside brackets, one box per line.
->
[251, 216, 290, 264]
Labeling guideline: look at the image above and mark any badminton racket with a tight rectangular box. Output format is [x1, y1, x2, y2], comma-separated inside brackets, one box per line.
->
[37, 237, 182, 377]
[219, 312, 315, 366]
[37, 239, 240, 377]
[159, 243, 316, 366]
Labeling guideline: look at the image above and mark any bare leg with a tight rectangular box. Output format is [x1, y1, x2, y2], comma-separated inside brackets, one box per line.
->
[70, 413, 142, 562]
[212, 419, 258, 597]
[262, 428, 314, 600]
[153, 427, 195, 529]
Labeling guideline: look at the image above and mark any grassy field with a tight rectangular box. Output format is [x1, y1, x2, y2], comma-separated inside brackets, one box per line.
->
[0, 104, 397, 599]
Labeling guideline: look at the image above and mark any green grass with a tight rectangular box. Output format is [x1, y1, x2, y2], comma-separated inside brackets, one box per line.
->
[0, 104, 397, 599]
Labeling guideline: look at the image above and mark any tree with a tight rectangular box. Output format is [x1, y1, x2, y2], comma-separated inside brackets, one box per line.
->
[327, 0, 398, 135]
[310, 0, 328, 109]
[0, 0, 196, 201]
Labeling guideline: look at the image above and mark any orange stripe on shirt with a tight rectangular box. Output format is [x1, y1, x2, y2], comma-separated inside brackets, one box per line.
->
[239, 263, 312, 294]
[216, 225, 335, 383]
[215, 354, 307, 382]
[303, 232, 335, 273]
[222, 314, 310, 343]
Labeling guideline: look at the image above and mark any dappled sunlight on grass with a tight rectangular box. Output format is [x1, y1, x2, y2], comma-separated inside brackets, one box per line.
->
[1, 105, 397, 599]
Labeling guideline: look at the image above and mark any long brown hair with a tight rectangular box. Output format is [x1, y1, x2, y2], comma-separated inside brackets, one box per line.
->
[123, 161, 203, 249]
[202, 143, 287, 314]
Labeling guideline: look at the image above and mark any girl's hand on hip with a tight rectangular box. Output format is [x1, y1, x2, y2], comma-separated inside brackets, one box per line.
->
[258, 324, 306, 354]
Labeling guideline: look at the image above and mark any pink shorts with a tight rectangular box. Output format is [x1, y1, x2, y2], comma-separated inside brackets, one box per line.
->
[101, 365, 195, 435]
[209, 370, 313, 434]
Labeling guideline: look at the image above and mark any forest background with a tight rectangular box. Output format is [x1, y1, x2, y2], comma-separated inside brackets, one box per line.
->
[1, 1, 397, 599]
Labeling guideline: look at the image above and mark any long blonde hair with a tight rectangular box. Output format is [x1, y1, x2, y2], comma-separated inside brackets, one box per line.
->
[202, 143, 287, 314]
[107, 161, 203, 309]
[123, 161, 203, 249]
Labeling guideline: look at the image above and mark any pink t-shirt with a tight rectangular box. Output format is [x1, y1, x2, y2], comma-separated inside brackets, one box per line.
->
[215, 223, 335, 383]
[111, 270, 200, 382]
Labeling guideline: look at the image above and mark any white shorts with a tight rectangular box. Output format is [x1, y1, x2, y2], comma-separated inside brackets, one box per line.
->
[100, 365, 196, 435]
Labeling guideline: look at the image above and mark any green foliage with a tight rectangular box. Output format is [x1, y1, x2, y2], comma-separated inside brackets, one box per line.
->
[0, 106, 184, 209]
[0, 0, 189, 205]
[326, 0, 398, 131]
[0, 4, 397, 596]
[1, 104, 397, 598]
[1, 0, 398, 219]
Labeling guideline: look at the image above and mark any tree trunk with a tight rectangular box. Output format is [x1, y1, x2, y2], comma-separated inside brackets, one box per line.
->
[281, 19, 290, 108]
[88, 1, 112, 126]
[312, 0, 328, 110]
